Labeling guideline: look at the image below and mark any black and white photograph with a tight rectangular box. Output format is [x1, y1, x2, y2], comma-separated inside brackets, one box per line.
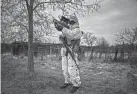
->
[1, 0, 137, 94]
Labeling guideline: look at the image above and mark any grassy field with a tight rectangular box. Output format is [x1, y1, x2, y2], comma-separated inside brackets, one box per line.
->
[1, 54, 137, 94]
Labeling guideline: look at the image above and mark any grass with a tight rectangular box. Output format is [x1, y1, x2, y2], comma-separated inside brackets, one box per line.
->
[1, 55, 137, 94]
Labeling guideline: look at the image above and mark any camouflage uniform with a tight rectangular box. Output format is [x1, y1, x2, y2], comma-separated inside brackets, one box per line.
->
[61, 46, 81, 87]
[60, 15, 83, 87]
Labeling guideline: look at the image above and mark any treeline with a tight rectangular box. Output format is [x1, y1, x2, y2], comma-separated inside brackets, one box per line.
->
[114, 27, 137, 62]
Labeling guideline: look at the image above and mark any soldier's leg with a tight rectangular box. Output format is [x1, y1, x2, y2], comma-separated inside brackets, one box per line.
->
[68, 53, 81, 93]
[60, 47, 71, 89]
[62, 56, 70, 83]
[68, 58, 81, 87]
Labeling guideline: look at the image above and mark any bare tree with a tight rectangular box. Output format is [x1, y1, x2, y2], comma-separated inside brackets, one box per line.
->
[114, 45, 118, 61]
[83, 32, 97, 61]
[116, 27, 137, 60]
[96, 37, 109, 59]
[133, 27, 137, 52]
[1, 0, 103, 74]
[1, 0, 27, 43]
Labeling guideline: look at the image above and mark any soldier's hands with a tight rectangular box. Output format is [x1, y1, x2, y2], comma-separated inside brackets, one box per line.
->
[54, 21, 63, 31]
[53, 19, 63, 31]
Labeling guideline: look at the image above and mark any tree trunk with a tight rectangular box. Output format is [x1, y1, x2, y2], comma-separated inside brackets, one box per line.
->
[114, 46, 118, 61]
[120, 42, 124, 60]
[122, 41, 124, 61]
[99, 52, 102, 59]
[28, 2, 34, 73]
[88, 47, 93, 61]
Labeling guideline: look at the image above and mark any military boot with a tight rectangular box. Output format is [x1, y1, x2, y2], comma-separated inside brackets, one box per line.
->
[70, 86, 79, 93]
[60, 83, 71, 89]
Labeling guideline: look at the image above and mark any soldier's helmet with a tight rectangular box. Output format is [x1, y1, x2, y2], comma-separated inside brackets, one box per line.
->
[69, 15, 79, 25]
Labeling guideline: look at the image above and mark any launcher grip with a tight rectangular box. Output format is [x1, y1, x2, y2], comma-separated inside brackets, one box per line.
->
[53, 18, 70, 30]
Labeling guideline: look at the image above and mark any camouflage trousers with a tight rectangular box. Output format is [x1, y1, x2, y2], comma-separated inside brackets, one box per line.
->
[61, 47, 81, 86]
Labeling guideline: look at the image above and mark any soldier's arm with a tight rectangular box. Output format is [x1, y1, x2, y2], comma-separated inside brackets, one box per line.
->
[62, 28, 83, 40]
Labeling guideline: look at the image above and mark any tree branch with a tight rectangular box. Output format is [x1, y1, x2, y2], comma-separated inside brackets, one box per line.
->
[33, 0, 72, 11]
[25, 0, 29, 11]
[1, 0, 22, 13]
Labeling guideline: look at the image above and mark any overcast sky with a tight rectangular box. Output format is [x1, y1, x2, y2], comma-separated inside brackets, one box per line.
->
[48, 0, 137, 45]
[79, 0, 137, 45]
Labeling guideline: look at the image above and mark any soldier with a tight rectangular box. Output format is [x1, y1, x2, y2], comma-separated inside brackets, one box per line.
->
[57, 15, 83, 93]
